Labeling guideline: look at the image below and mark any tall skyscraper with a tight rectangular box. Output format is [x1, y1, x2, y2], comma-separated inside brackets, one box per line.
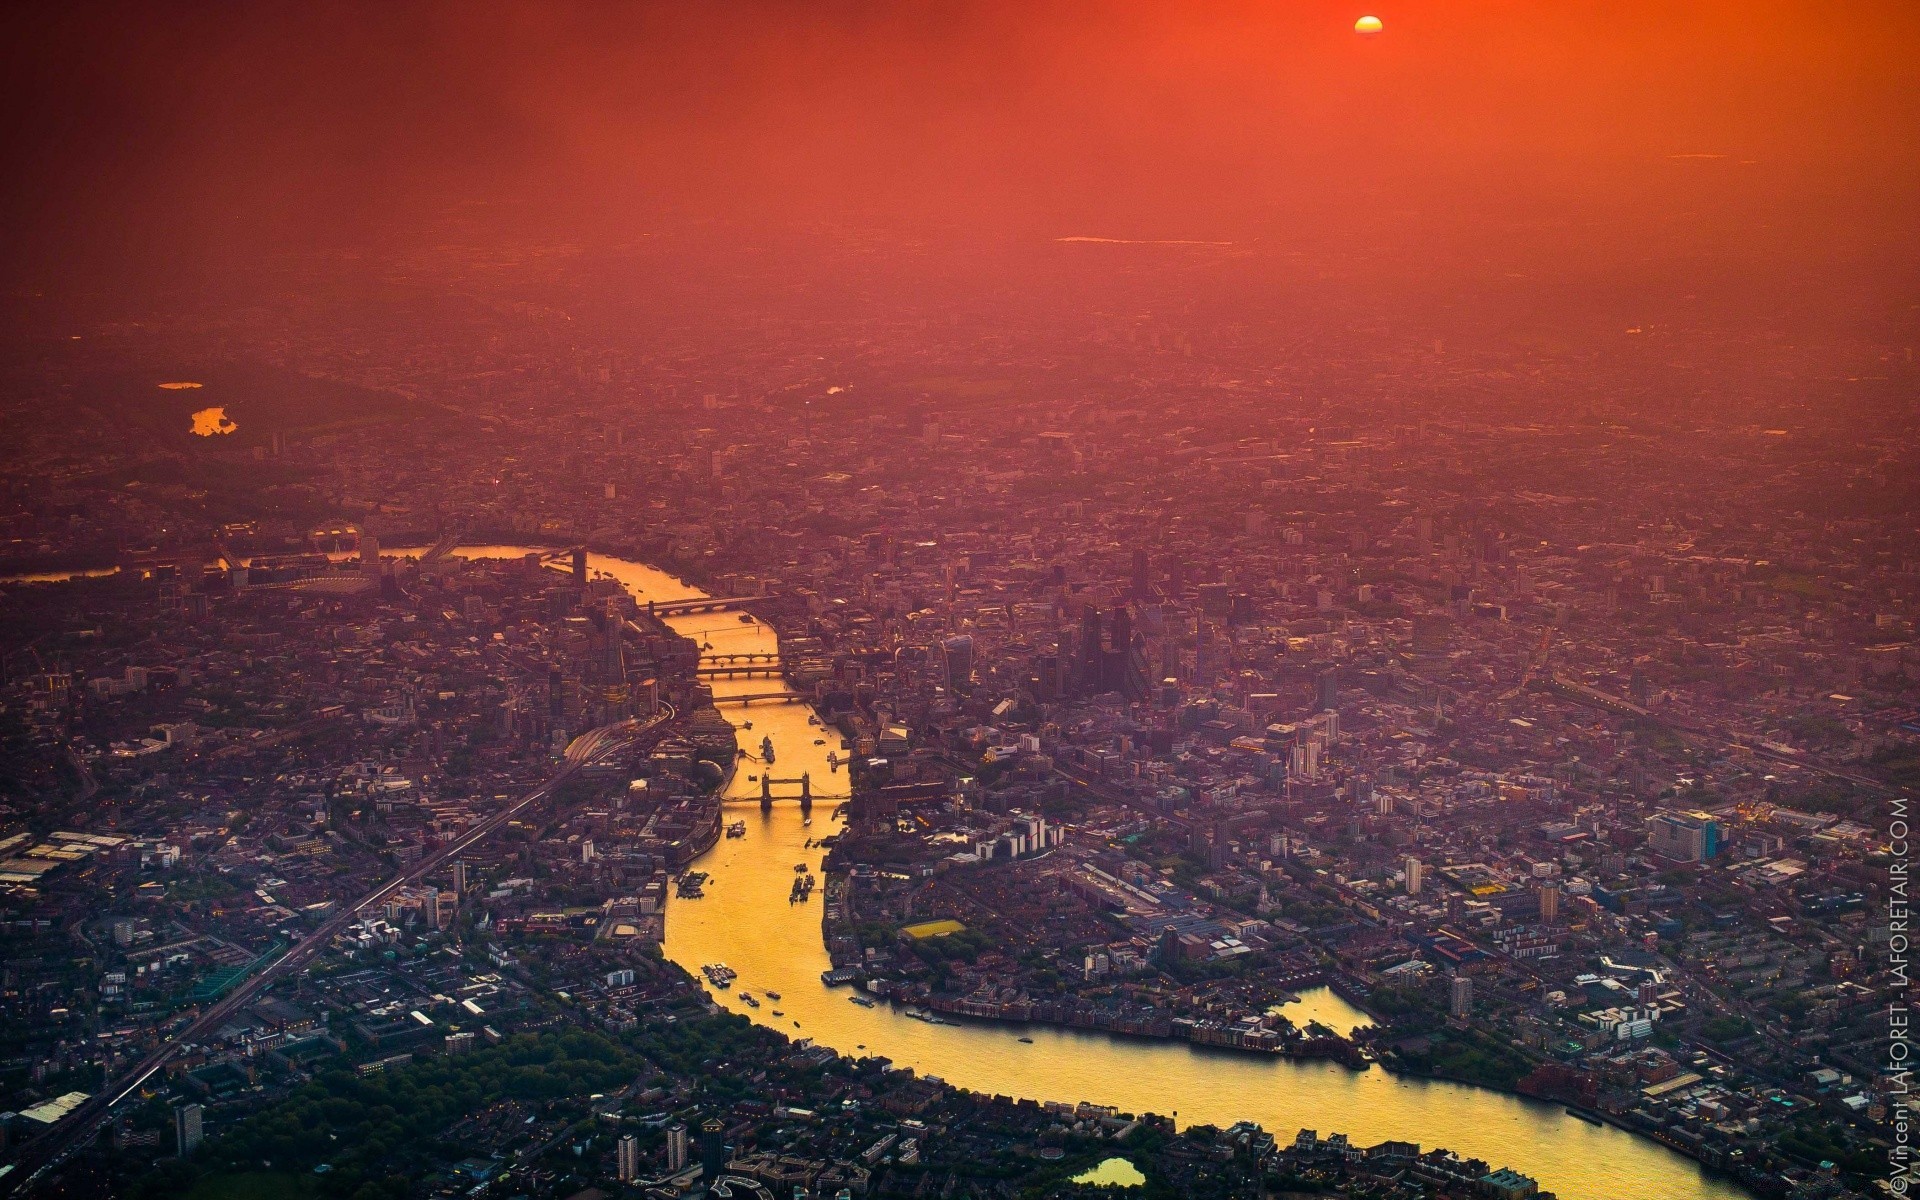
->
[1078, 604, 1106, 695]
[942, 634, 975, 691]
[699, 1116, 726, 1180]
[1404, 856, 1424, 895]
[1538, 882, 1561, 924]
[571, 547, 588, 588]
[1316, 667, 1339, 713]
[617, 1132, 642, 1182]
[174, 1104, 204, 1157]
[665, 1121, 689, 1171]
[1131, 548, 1150, 597]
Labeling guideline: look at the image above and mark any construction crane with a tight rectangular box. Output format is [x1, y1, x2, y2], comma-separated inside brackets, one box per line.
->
[1499, 626, 1555, 702]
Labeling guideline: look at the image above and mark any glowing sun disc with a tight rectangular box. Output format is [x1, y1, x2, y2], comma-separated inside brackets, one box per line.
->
[1355, 15, 1384, 34]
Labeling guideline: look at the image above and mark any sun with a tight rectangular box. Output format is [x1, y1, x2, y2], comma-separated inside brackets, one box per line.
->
[1355, 15, 1384, 34]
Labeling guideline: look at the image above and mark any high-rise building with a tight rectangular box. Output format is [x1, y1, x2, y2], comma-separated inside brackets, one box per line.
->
[1645, 810, 1722, 862]
[1538, 882, 1561, 924]
[174, 1104, 204, 1157]
[1404, 857, 1424, 896]
[571, 547, 588, 588]
[1131, 548, 1150, 597]
[1077, 604, 1106, 695]
[451, 859, 467, 896]
[1316, 667, 1339, 713]
[617, 1133, 642, 1183]
[1449, 974, 1474, 1019]
[699, 1116, 726, 1180]
[942, 634, 975, 692]
[665, 1122, 689, 1171]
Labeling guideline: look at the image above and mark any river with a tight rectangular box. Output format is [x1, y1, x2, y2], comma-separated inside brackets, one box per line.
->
[453, 547, 1747, 1200]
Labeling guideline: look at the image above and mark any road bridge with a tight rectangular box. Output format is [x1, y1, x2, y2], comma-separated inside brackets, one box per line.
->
[712, 692, 801, 705]
[760, 772, 812, 810]
[420, 531, 463, 564]
[646, 596, 766, 615]
[696, 663, 784, 679]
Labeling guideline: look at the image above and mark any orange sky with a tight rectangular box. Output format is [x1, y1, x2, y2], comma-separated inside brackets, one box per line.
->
[2, 1, 1915, 299]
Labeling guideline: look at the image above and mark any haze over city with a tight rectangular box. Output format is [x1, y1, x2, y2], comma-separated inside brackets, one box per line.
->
[0, 3, 1913, 1199]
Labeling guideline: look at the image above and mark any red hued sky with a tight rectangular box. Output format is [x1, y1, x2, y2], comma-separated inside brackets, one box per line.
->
[3, 1, 1915, 305]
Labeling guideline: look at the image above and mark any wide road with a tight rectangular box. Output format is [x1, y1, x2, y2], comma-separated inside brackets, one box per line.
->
[6, 711, 668, 1194]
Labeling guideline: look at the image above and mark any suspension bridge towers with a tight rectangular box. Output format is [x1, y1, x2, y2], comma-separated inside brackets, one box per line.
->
[759, 772, 811, 812]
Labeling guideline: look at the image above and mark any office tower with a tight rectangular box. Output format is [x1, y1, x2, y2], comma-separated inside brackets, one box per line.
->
[1646, 810, 1722, 862]
[666, 1122, 689, 1171]
[942, 634, 974, 691]
[1316, 667, 1339, 713]
[617, 1133, 642, 1182]
[700, 1117, 726, 1179]
[571, 547, 588, 588]
[1078, 604, 1106, 694]
[1449, 974, 1474, 1019]
[451, 859, 467, 896]
[174, 1103, 204, 1157]
[1538, 882, 1561, 924]
[1404, 857, 1423, 895]
[1131, 548, 1150, 597]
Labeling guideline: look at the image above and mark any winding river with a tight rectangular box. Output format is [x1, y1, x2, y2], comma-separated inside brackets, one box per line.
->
[457, 547, 1746, 1200]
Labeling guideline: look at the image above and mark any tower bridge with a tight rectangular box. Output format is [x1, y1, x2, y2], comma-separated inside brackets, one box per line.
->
[760, 772, 812, 810]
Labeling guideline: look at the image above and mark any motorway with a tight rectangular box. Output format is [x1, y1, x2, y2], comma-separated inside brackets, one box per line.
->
[5, 710, 669, 1194]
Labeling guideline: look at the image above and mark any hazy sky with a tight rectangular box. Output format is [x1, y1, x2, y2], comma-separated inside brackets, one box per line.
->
[3, 1, 1915, 301]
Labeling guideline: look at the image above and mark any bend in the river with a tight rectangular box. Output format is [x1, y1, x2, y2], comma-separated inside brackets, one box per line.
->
[449, 546, 1747, 1200]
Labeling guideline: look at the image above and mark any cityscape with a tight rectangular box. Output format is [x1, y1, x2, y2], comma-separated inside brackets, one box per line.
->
[0, 3, 1913, 1199]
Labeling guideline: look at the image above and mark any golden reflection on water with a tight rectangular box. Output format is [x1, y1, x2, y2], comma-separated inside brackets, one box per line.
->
[189, 406, 236, 436]
[157, 381, 204, 390]
[1072, 1158, 1147, 1187]
[458, 547, 1751, 1200]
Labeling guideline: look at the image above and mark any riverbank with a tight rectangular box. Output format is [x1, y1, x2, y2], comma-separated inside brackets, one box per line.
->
[408, 543, 1754, 1200]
